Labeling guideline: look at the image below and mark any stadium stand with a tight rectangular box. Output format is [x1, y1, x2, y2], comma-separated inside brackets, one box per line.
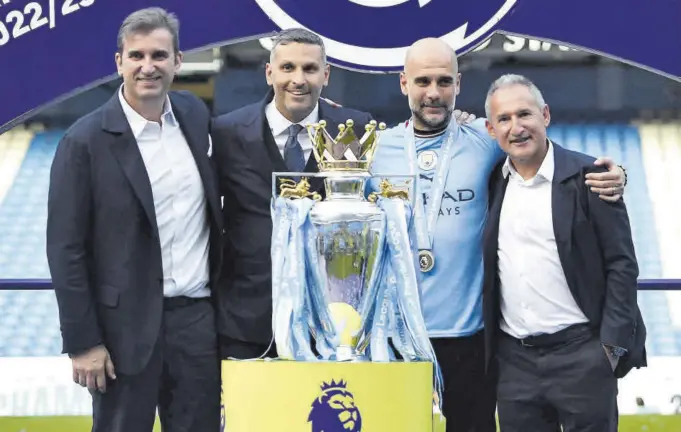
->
[637, 121, 681, 354]
[0, 126, 62, 357]
[549, 122, 681, 358]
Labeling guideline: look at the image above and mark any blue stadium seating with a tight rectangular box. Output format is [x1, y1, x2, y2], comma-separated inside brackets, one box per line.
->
[549, 123, 681, 357]
[0, 290, 62, 356]
[0, 123, 680, 358]
[0, 129, 63, 357]
[0, 130, 59, 279]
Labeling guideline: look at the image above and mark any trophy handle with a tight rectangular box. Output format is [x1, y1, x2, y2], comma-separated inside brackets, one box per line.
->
[279, 177, 322, 201]
[368, 178, 410, 203]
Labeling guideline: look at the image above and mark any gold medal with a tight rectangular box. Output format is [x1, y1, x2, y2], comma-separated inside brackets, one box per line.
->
[419, 250, 435, 273]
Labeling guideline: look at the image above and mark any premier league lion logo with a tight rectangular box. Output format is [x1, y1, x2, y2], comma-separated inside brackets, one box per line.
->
[308, 379, 362, 432]
[254, 0, 518, 72]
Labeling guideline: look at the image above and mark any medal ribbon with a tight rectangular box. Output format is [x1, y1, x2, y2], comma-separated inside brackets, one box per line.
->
[405, 121, 458, 256]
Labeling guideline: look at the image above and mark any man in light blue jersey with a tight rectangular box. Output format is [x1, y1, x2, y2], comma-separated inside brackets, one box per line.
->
[368, 37, 626, 432]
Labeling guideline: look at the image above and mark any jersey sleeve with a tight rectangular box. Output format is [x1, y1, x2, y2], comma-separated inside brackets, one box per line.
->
[466, 118, 506, 164]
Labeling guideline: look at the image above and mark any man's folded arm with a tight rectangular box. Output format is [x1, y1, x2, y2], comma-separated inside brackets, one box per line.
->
[46, 133, 102, 355]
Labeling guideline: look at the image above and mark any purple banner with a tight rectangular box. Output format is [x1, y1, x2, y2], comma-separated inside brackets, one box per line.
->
[0, 0, 679, 132]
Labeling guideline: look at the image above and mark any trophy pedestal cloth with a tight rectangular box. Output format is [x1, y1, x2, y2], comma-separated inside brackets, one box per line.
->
[220, 359, 444, 432]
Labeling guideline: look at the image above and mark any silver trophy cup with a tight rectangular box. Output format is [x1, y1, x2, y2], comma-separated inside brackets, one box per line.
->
[273, 120, 410, 361]
[308, 171, 383, 361]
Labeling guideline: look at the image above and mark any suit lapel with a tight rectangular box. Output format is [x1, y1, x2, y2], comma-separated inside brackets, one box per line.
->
[262, 114, 288, 174]
[259, 89, 288, 175]
[482, 163, 508, 336]
[170, 94, 221, 228]
[102, 94, 159, 236]
[551, 181, 574, 253]
[551, 143, 577, 256]
[238, 91, 286, 188]
[485, 165, 509, 263]
[551, 142, 588, 297]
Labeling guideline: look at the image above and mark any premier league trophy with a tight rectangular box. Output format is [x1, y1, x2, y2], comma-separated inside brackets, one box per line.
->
[270, 119, 440, 379]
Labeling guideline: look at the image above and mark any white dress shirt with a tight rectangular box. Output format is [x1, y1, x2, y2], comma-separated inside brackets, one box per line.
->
[497, 140, 589, 339]
[265, 100, 319, 162]
[118, 88, 210, 298]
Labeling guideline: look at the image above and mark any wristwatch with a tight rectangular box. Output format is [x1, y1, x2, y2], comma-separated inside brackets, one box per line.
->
[618, 165, 628, 187]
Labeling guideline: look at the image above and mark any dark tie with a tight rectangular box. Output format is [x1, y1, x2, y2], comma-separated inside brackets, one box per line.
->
[284, 124, 305, 173]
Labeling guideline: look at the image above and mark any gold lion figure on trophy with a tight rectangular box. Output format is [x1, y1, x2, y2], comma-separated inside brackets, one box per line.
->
[368, 179, 410, 203]
[279, 178, 322, 201]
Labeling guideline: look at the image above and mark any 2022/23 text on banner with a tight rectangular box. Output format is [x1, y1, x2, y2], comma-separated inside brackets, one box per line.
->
[0, 0, 95, 47]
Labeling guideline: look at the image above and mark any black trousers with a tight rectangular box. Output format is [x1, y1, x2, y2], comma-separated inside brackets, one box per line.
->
[496, 325, 618, 432]
[432, 331, 498, 432]
[219, 331, 498, 432]
[91, 297, 221, 432]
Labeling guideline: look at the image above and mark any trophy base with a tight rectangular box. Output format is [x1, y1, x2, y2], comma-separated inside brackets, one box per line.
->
[335, 345, 366, 362]
[221, 359, 436, 432]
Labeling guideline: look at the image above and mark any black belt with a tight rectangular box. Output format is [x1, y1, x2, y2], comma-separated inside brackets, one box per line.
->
[163, 296, 208, 310]
[508, 323, 592, 348]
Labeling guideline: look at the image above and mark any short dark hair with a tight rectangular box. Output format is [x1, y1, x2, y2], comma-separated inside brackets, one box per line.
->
[270, 28, 326, 63]
[117, 7, 180, 54]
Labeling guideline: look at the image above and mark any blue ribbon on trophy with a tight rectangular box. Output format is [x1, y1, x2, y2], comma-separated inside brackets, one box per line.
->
[270, 119, 444, 410]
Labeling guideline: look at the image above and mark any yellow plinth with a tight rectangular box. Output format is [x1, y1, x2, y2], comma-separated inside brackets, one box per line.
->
[221, 359, 442, 432]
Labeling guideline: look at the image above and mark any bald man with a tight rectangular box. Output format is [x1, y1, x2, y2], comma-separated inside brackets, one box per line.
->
[367, 37, 627, 431]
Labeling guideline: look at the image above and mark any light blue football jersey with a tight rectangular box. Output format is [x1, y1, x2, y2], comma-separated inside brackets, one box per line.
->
[368, 118, 505, 338]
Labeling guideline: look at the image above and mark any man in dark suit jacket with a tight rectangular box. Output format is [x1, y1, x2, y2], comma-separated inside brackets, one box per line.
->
[46, 8, 221, 432]
[481, 74, 646, 432]
[211, 28, 373, 359]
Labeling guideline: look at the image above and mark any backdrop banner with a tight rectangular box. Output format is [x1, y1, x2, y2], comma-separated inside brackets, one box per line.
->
[0, 0, 679, 132]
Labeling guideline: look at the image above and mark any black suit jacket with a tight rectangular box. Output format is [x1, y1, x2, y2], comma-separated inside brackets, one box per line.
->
[482, 141, 647, 379]
[46, 90, 222, 376]
[211, 89, 373, 344]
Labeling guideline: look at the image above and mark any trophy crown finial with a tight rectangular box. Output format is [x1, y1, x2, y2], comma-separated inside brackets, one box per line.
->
[306, 118, 387, 172]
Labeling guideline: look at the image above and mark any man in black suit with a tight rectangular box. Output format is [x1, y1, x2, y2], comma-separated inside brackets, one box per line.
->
[46, 8, 221, 432]
[211, 28, 374, 359]
[482, 74, 647, 431]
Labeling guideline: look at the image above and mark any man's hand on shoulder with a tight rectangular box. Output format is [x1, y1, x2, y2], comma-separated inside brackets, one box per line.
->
[71, 344, 116, 393]
[585, 157, 627, 203]
[453, 109, 477, 125]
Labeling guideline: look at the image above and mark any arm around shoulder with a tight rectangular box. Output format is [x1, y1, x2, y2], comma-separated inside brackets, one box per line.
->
[46, 132, 102, 356]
